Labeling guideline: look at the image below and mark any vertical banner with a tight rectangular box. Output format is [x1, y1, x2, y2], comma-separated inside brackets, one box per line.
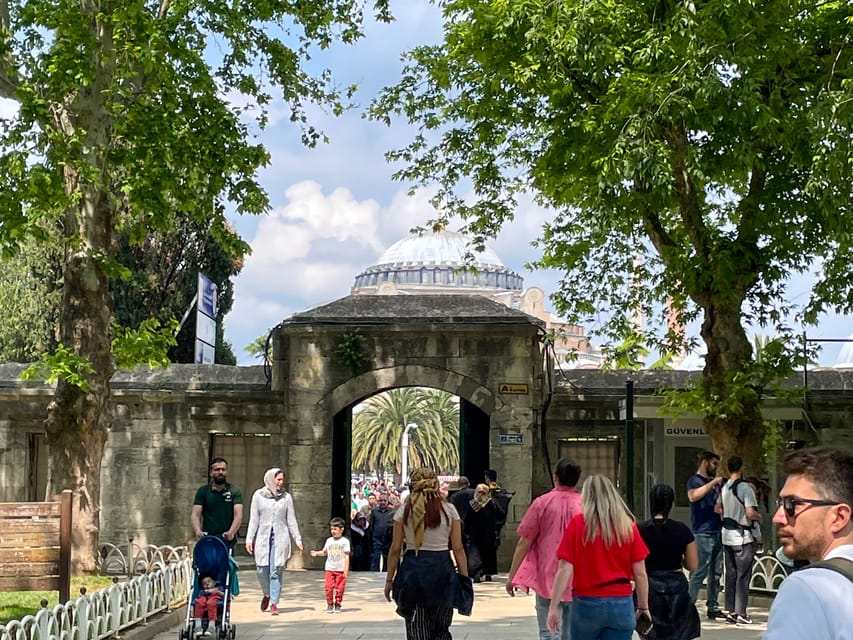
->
[194, 273, 217, 364]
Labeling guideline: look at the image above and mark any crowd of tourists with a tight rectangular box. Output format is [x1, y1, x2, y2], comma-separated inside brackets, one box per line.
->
[189, 445, 852, 640]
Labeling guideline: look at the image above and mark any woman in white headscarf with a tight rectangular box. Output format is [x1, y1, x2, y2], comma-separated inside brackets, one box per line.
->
[246, 468, 303, 615]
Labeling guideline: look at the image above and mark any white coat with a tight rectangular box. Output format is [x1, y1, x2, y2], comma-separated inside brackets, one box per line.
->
[246, 489, 302, 568]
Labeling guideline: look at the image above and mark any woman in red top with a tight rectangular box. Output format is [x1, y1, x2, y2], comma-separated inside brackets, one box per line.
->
[548, 474, 651, 640]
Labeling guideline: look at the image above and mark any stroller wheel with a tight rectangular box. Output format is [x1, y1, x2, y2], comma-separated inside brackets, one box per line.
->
[229, 626, 236, 640]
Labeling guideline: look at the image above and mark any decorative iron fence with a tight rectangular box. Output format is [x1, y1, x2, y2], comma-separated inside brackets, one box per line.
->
[749, 551, 789, 594]
[0, 545, 190, 640]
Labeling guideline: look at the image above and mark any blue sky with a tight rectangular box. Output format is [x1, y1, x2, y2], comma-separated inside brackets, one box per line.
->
[1, 2, 848, 366]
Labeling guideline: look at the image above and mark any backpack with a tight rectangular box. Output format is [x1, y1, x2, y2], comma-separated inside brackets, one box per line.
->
[721, 479, 747, 530]
[802, 558, 853, 583]
[721, 479, 759, 538]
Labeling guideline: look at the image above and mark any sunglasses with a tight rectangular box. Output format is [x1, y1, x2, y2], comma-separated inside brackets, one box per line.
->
[776, 495, 841, 519]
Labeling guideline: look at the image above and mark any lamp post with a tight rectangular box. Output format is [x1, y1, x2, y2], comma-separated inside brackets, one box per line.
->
[401, 422, 418, 484]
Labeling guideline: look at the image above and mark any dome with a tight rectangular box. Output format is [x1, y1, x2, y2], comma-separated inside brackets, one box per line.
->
[376, 230, 505, 269]
[352, 230, 524, 294]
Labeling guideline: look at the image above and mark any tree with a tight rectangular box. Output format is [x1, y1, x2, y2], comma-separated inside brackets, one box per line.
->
[0, 220, 242, 364]
[0, 234, 62, 362]
[0, 0, 391, 572]
[371, 0, 852, 472]
[352, 387, 459, 478]
[112, 218, 246, 364]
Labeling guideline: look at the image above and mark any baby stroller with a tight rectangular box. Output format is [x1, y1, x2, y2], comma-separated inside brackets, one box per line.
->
[180, 536, 239, 640]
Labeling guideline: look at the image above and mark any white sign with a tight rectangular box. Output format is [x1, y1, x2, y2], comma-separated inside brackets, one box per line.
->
[499, 433, 524, 445]
[195, 272, 218, 365]
[194, 341, 215, 365]
[664, 426, 706, 437]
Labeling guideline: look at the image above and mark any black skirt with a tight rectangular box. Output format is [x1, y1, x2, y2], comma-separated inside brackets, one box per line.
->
[646, 571, 700, 640]
[392, 550, 465, 618]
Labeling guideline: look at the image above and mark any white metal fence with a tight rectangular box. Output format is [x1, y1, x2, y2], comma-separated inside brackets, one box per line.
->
[1, 544, 190, 640]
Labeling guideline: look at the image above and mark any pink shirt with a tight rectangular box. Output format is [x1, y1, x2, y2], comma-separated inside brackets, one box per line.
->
[513, 486, 582, 601]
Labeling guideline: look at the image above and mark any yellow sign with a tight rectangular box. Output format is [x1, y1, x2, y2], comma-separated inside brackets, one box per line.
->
[499, 383, 529, 395]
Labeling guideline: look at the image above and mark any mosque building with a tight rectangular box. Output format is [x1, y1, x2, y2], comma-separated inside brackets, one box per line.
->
[351, 229, 604, 368]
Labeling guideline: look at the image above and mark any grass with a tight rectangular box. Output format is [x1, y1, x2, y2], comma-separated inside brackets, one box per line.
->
[0, 576, 118, 625]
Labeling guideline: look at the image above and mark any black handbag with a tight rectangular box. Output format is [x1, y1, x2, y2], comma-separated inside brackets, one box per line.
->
[453, 573, 474, 616]
[635, 611, 654, 637]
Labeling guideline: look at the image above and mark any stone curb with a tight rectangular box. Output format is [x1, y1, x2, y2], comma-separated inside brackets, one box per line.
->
[118, 605, 187, 640]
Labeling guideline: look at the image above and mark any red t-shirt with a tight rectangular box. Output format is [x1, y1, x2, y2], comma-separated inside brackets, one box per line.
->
[556, 513, 649, 597]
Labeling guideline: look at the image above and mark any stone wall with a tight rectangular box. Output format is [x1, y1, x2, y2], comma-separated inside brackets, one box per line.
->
[1, 357, 851, 573]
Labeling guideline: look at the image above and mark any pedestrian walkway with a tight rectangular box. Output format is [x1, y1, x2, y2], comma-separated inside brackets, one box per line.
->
[155, 570, 768, 640]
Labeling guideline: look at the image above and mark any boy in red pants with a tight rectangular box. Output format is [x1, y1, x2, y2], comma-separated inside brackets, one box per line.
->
[310, 517, 351, 613]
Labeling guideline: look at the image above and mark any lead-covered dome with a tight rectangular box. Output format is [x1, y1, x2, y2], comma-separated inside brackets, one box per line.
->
[352, 230, 524, 294]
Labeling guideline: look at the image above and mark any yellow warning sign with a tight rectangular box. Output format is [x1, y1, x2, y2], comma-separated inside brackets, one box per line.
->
[499, 383, 529, 395]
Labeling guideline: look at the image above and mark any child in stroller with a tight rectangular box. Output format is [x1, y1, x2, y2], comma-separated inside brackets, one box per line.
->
[193, 576, 223, 635]
[181, 535, 239, 640]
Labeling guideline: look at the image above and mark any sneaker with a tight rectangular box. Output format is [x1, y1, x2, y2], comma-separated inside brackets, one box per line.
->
[326, 604, 334, 613]
[260, 595, 270, 612]
[707, 610, 727, 620]
[269, 604, 279, 616]
[725, 612, 738, 625]
[735, 614, 753, 625]
[334, 605, 342, 613]
[484, 575, 493, 582]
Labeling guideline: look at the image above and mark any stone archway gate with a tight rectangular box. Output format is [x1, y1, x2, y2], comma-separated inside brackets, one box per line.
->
[272, 294, 545, 566]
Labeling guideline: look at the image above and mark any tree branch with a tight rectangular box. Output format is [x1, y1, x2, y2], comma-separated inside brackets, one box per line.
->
[665, 121, 710, 260]
[157, 0, 172, 19]
[0, 0, 19, 100]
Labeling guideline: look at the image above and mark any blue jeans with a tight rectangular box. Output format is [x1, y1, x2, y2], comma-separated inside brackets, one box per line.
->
[570, 595, 635, 640]
[370, 536, 389, 571]
[687, 531, 723, 612]
[535, 592, 571, 640]
[256, 535, 284, 604]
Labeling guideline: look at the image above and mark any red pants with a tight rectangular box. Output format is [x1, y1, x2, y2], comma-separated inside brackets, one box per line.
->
[324, 571, 347, 605]
[193, 593, 221, 621]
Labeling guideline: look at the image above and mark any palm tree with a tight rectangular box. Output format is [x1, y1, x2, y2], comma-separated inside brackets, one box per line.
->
[351, 387, 460, 480]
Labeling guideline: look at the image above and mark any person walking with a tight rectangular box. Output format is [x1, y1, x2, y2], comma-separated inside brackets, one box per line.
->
[464, 483, 499, 582]
[719, 456, 761, 624]
[310, 517, 351, 613]
[765, 447, 853, 640]
[245, 467, 303, 616]
[547, 474, 650, 640]
[450, 476, 475, 521]
[384, 466, 469, 640]
[191, 457, 243, 546]
[686, 450, 725, 619]
[637, 484, 700, 640]
[369, 492, 394, 571]
[505, 457, 583, 640]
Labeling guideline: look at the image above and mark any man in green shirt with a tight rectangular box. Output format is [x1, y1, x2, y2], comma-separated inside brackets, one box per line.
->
[191, 457, 243, 546]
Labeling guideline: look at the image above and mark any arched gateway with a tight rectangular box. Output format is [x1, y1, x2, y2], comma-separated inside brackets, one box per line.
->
[272, 293, 544, 566]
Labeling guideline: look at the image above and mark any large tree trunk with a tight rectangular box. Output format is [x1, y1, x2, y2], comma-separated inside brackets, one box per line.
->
[45, 188, 115, 575]
[700, 300, 766, 476]
[42, 9, 116, 575]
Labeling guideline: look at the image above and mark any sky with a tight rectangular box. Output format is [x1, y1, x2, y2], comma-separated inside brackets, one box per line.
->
[0, 2, 849, 367]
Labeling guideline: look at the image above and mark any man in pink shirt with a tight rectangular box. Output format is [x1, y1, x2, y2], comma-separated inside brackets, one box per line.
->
[505, 458, 583, 640]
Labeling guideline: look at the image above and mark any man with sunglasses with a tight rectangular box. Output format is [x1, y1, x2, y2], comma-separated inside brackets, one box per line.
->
[765, 447, 853, 639]
[191, 457, 244, 547]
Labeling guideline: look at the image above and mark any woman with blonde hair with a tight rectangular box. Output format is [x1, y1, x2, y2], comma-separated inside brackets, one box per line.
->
[384, 467, 469, 640]
[548, 474, 650, 640]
